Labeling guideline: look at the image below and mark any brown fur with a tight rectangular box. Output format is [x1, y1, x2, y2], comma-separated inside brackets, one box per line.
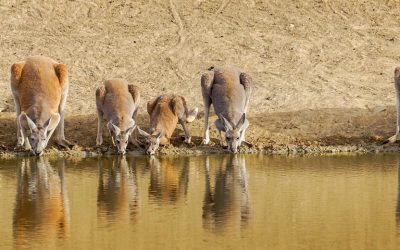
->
[147, 94, 184, 145]
[395, 67, 400, 78]
[11, 62, 24, 83]
[54, 63, 68, 88]
[97, 78, 139, 130]
[10, 55, 71, 153]
[95, 78, 140, 152]
[200, 66, 252, 150]
[128, 84, 140, 104]
[15, 56, 63, 116]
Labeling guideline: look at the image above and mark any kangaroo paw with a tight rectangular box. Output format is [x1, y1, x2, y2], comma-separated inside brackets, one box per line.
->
[17, 138, 24, 147]
[201, 138, 210, 145]
[56, 139, 74, 149]
[184, 137, 191, 144]
[14, 144, 30, 152]
[96, 137, 103, 147]
[382, 134, 399, 145]
[241, 141, 253, 148]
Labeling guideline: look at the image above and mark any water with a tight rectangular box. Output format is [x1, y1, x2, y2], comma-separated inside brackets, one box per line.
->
[0, 154, 400, 249]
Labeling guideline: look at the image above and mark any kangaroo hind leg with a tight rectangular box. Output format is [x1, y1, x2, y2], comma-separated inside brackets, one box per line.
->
[10, 62, 25, 149]
[201, 70, 215, 145]
[54, 64, 73, 149]
[172, 96, 192, 144]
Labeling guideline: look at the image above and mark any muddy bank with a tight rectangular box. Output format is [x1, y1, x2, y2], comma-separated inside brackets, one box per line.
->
[0, 107, 399, 158]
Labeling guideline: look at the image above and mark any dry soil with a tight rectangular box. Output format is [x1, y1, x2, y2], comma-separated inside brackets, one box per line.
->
[1, 0, 400, 156]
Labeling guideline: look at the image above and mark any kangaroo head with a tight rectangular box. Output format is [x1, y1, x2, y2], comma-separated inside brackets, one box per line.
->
[19, 112, 61, 155]
[137, 128, 164, 155]
[221, 113, 247, 154]
[107, 121, 136, 155]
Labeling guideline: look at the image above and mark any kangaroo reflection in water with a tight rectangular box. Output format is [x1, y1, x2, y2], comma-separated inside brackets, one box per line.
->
[396, 161, 400, 231]
[97, 156, 139, 221]
[13, 158, 70, 245]
[148, 157, 189, 204]
[203, 155, 250, 231]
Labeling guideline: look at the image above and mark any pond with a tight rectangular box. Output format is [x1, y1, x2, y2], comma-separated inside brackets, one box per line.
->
[0, 154, 400, 249]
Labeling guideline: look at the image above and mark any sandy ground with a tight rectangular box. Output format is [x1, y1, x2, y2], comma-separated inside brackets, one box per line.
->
[1, 0, 400, 157]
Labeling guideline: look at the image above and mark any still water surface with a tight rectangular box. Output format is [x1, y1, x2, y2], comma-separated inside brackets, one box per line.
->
[0, 154, 400, 249]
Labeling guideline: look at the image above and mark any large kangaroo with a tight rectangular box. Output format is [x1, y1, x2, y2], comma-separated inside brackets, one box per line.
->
[96, 79, 140, 154]
[385, 67, 400, 144]
[137, 94, 198, 155]
[201, 66, 252, 153]
[11, 55, 72, 155]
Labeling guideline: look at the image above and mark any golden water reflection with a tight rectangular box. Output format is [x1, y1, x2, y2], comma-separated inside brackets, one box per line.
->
[0, 154, 399, 249]
[147, 157, 189, 205]
[203, 155, 250, 232]
[97, 156, 138, 222]
[13, 158, 69, 248]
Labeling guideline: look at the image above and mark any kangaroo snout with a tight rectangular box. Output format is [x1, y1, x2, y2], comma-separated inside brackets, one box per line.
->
[34, 149, 44, 156]
[228, 146, 238, 154]
[146, 149, 155, 155]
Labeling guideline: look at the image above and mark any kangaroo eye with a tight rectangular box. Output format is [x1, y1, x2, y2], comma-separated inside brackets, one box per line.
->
[236, 137, 240, 140]
[116, 139, 120, 143]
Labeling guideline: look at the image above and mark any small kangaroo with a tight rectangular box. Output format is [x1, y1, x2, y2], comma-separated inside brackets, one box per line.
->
[137, 94, 198, 155]
[96, 78, 140, 155]
[10, 55, 72, 155]
[385, 67, 400, 144]
[201, 66, 252, 153]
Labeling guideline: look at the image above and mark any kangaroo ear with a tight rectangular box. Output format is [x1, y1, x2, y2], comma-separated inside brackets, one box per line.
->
[18, 112, 37, 131]
[44, 113, 61, 132]
[125, 124, 137, 135]
[236, 113, 246, 131]
[107, 121, 121, 135]
[155, 128, 164, 139]
[220, 114, 233, 131]
[137, 127, 150, 137]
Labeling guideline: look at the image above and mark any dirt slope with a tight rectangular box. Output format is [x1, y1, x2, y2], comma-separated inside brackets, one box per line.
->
[0, 0, 400, 155]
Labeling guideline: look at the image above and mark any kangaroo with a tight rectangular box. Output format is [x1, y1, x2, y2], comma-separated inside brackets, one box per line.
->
[148, 157, 190, 204]
[137, 94, 198, 155]
[97, 156, 138, 221]
[95, 78, 140, 154]
[385, 67, 400, 144]
[13, 158, 69, 245]
[202, 155, 250, 231]
[10, 55, 72, 155]
[201, 66, 252, 153]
